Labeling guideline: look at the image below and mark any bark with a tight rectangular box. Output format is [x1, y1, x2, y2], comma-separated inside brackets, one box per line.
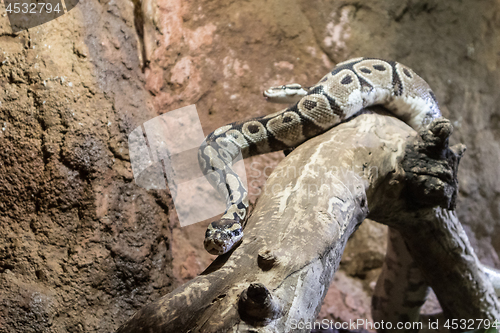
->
[373, 226, 500, 333]
[372, 228, 430, 332]
[370, 118, 500, 324]
[391, 208, 500, 321]
[117, 109, 500, 333]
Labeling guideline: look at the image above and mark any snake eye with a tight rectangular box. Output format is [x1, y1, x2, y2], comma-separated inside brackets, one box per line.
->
[233, 230, 241, 237]
[281, 85, 286, 89]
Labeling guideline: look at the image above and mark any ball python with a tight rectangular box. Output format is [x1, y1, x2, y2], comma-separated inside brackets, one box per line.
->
[198, 57, 441, 255]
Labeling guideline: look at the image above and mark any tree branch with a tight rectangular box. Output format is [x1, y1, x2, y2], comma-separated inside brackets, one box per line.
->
[117, 109, 499, 333]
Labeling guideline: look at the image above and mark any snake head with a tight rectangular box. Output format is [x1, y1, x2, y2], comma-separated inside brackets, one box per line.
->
[204, 219, 244, 255]
[263, 83, 308, 104]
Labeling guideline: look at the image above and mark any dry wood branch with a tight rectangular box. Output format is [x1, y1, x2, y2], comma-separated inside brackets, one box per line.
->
[370, 117, 500, 329]
[394, 208, 499, 321]
[372, 227, 430, 328]
[117, 109, 499, 333]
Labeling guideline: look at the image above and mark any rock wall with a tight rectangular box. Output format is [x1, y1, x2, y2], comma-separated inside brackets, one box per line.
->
[0, 1, 173, 332]
[0, 0, 499, 331]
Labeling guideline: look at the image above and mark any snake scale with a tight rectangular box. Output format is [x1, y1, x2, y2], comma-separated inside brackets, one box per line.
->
[198, 57, 441, 255]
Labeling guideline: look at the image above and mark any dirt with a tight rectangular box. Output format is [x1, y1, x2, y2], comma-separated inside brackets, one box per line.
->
[1, 0, 500, 332]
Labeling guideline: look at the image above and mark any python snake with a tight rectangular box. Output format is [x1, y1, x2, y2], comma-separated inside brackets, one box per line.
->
[198, 57, 441, 255]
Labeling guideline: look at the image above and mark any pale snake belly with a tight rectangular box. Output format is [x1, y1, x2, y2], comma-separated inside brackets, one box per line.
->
[198, 57, 441, 255]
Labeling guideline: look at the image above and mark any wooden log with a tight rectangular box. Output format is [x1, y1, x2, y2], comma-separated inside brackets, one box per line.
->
[117, 109, 499, 333]
[372, 227, 430, 332]
[370, 117, 500, 330]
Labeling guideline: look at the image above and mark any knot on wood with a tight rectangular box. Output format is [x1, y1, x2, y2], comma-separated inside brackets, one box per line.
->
[258, 248, 278, 270]
[402, 118, 466, 210]
[419, 118, 453, 157]
[238, 283, 282, 325]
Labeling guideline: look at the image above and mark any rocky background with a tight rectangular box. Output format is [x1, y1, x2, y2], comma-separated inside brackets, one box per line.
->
[0, 0, 499, 332]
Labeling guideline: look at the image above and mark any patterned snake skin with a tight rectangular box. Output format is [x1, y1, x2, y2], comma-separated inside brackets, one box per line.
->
[198, 57, 441, 255]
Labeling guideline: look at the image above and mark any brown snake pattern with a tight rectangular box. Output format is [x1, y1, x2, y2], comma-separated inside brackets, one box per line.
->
[198, 57, 441, 255]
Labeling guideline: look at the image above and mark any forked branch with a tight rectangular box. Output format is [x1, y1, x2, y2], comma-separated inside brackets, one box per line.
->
[117, 109, 499, 333]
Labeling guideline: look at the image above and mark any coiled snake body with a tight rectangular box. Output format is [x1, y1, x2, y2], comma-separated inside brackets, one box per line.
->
[199, 57, 441, 255]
